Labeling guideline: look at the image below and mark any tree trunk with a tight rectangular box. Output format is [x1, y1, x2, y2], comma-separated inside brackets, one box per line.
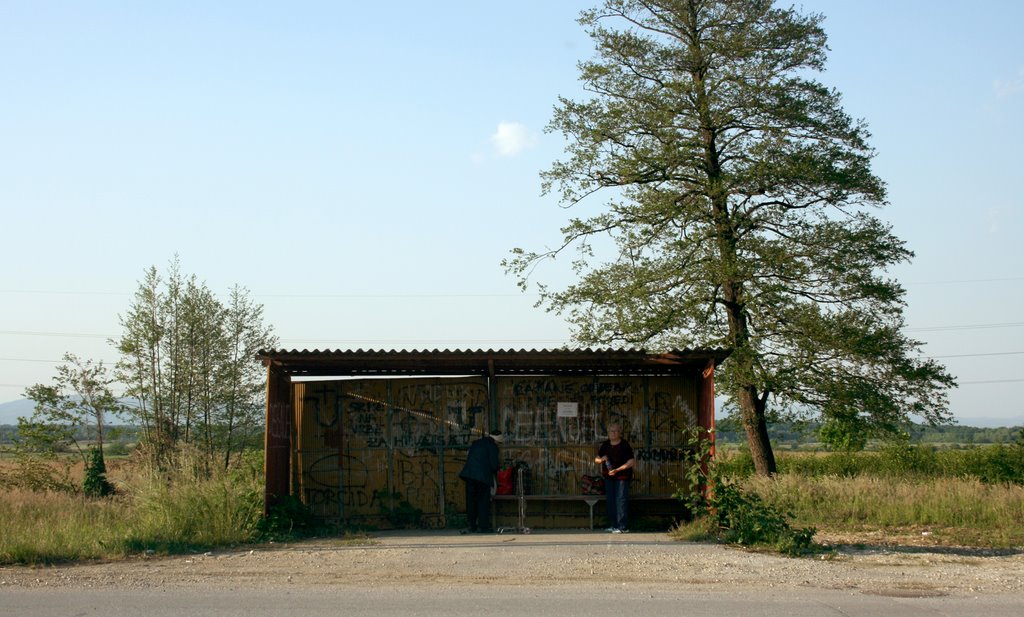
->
[738, 386, 777, 475]
[722, 286, 778, 475]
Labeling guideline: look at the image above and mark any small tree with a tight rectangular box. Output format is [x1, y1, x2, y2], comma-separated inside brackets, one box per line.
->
[23, 353, 124, 464]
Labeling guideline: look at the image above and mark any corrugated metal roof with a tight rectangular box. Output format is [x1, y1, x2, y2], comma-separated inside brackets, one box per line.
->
[256, 347, 730, 377]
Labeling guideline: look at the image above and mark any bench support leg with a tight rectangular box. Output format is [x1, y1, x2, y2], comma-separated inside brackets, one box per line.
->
[583, 497, 600, 530]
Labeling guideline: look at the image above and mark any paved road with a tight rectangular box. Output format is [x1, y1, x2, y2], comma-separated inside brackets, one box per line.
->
[2, 585, 1023, 616]
[3, 531, 1022, 615]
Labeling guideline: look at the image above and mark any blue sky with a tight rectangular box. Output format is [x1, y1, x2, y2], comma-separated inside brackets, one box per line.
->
[1, 1, 1021, 427]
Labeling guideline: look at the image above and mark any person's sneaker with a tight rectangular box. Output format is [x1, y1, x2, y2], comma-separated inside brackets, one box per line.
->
[612, 528, 623, 534]
[619, 528, 629, 533]
[605, 527, 617, 532]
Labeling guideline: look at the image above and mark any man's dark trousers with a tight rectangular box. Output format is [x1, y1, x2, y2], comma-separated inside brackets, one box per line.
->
[465, 479, 492, 532]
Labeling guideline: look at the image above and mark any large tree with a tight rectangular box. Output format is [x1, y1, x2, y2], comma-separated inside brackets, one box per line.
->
[506, 0, 955, 474]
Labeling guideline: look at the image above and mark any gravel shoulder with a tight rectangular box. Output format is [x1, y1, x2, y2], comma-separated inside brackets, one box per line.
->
[2, 530, 1022, 598]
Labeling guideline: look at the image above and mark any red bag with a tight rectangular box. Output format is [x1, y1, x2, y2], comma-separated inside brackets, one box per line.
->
[496, 467, 514, 495]
[580, 474, 605, 495]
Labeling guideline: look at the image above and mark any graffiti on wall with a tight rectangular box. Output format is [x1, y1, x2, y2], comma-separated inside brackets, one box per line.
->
[293, 374, 703, 523]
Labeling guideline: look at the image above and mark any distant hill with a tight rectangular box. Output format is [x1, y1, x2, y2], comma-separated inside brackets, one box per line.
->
[0, 398, 36, 425]
[0, 398, 138, 425]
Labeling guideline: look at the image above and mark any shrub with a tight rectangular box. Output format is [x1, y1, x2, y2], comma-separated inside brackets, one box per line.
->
[83, 447, 115, 497]
[0, 452, 77, 493]
[375, 490, 423, 528]
[673, 430, 818, 556]
[680, 479, 817, 556]
[258, 495, 325, 539]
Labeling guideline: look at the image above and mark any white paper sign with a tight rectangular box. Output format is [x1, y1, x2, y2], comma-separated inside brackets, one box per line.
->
[557, 402, 579, 418]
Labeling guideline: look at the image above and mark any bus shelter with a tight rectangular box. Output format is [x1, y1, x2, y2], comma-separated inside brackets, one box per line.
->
[258, 348, 728, 529]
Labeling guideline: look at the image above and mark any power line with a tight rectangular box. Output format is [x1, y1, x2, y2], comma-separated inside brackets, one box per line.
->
[0, 358, 120, 364]
[3, 322, 1023, 342]
[926, 351, 1024, 359]
[0, 330, 113, 339]
[906, 322, 1024, 332]
[958, 378, 1024, 385]
[0, 290, 129, 296]
[906, 276, 1024, 286]
[0, 289, 532, 298]
[257, 293, 529, 299]
[1, 275, 1020, 298]
[0, 329, 571, 345]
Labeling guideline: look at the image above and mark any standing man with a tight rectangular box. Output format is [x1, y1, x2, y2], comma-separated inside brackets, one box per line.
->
[459, 429, 502, 533]
[595, 422, 635, 533]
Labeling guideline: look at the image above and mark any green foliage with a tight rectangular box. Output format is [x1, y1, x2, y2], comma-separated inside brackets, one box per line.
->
[714, 448, 755, 478]
[444, 504, 468, 530]
[674, 429, 817, 555]
[258, 496, 325, 539]
[83, 447, 115, 497]
[818, 418, 869, 452]
[704, 481, 816, 555]
[375, 490, 424, 528]
[506, 0, 955, 475]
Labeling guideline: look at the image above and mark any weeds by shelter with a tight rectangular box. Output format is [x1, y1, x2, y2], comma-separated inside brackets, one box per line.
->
[693, 444, 1024, 549]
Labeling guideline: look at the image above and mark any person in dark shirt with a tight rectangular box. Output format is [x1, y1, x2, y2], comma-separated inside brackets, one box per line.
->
[595, 422, 635, 533]
[459, 430, 502, 533]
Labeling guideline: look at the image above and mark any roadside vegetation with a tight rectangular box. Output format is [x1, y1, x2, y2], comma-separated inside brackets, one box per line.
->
[672, 434, 1024, 552]
[0, 448, 262, 564]
[0, 446, 361, 565]
[2, 434, 1022, 564]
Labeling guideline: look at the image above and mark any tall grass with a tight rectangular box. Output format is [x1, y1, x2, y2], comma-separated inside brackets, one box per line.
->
[121, 456, 264, 553]
[0, 448, 265, 565]
[0, 489, 133, 563]
[744, 475, 1024, 547]
[718, 443, 1024, 485]
[712, 443, 1024, 548]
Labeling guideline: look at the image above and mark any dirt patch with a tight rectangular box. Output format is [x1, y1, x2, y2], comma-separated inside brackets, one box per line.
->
[2, 530, 1022, 596]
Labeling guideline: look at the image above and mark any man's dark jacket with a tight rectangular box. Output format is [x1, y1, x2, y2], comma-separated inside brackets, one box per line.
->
[459, 435, 499, 485]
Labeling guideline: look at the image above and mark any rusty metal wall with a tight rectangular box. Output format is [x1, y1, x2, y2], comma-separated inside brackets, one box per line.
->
[291, 374, 701, 526]
[293, 378, 487, 526]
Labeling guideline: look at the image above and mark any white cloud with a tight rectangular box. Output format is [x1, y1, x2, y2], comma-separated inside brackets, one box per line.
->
[490, 121, 538, 157]
[994, 66, 1024, 98]
[987, 208, 1004, 234]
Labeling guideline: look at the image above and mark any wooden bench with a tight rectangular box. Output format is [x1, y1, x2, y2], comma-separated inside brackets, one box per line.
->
[493, 494, 675, 530]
